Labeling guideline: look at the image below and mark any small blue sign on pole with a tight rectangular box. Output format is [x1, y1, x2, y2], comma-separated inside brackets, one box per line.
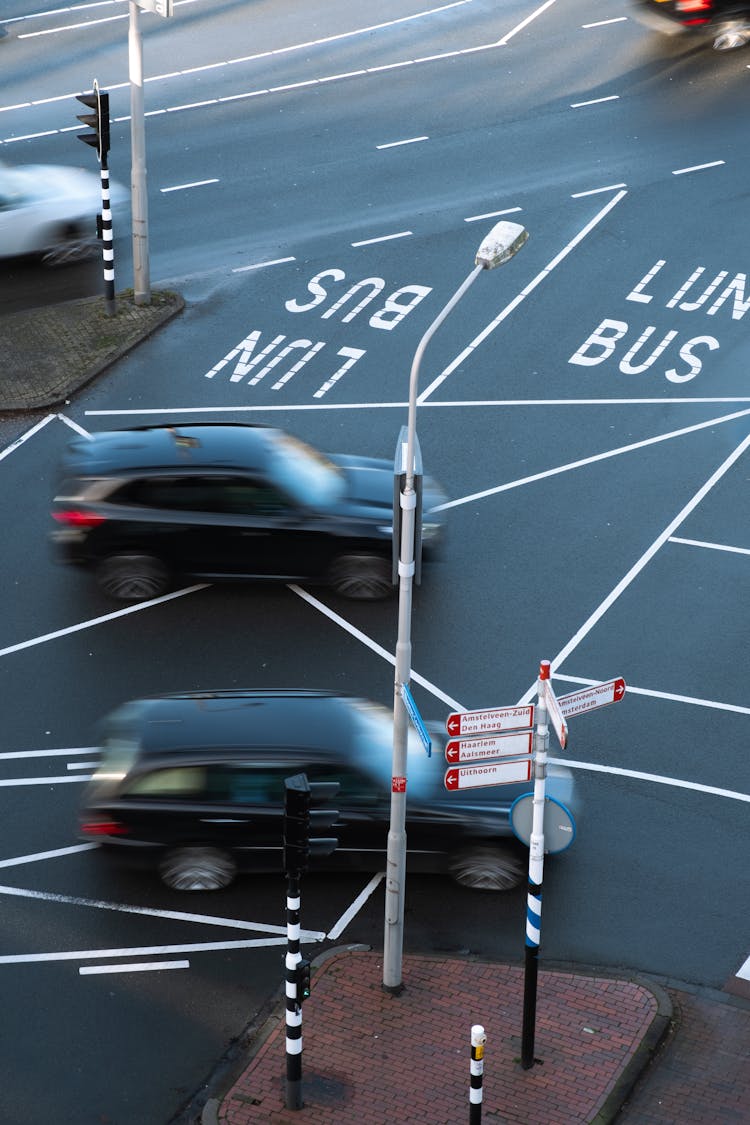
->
[401, 683, 432, 757]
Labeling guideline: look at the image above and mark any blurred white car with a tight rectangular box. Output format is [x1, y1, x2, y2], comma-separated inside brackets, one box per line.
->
[0, 159, 127, 266]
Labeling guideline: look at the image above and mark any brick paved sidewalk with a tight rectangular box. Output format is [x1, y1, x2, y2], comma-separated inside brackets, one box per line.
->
[212, 951, 667, 1125]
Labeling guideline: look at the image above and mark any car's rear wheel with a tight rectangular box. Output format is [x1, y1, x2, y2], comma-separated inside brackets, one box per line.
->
[329, 554, 392, 600]
[97, 554, 170, 601]
[41, 222, 97, 266]
[159, 846, 237, 891]
[448, 845, 524, 892]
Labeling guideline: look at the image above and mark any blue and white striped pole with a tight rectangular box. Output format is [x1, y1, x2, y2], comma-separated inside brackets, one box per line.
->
[521, 660, 550, 1069]
[285, 873, 303, 1110]
[469, 1024, 486, 1123]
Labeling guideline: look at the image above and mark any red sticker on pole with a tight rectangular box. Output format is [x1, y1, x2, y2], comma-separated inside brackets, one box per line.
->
[392, 776, 407, 793]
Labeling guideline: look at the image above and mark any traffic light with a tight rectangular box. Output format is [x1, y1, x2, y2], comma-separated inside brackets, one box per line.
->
[76, 86, 110, 162]
[296, 957, 312, 1004]
[283, 772, 340, 876]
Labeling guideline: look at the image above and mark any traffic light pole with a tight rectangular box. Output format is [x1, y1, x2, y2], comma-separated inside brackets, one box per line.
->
[285, 870, 303, 1111]
[100, 150, 116, 316]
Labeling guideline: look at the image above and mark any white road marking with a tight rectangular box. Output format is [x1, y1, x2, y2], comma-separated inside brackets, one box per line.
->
[0, 883, 322, 935]
[66, 762, 98, 770]
[548, 758, 750, 803]
[376, 137, 428, 149]
[419, 189, 628, 401]
[160, 179, 219, 193]
[232, 256, 296, 274]
[0, 844, 96, 870]
[351, 231, 413, 247]
[0, 415, 56, 462]
[57, 412, 92, 437]
[0, 584, 208, 659]
[571, 96, 620, 108]
[0, 747, 96, 760]
[669, 536, 750, 558]
[0, 938, 291, 965]
[327, 873, 384, 940]
[738, 956, 750, 981]
[496, 0, 558, 45]
[80, 960, 190, 975]
[431, 406, 750, 512]
[464, 207, 523, 222]
[672, 161, 725, 176]
[583, 18, 629, 27]
[517, 429, 750, 703]
[0, 775, 91, 787]
[572, 184, 627, 197]
[288, 585, 463, 710]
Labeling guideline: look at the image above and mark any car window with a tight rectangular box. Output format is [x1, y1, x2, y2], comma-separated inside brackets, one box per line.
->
[123, 766, 207, 798]
[112, 475, 290, 516]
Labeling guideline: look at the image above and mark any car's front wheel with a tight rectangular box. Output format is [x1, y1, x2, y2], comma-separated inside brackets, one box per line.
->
[97, 554, 170, 601]
[329, 553, 392, 600]
[41, 222, 97, 266]
[448, 845, 525, 892]
[159, 846, 237, 891]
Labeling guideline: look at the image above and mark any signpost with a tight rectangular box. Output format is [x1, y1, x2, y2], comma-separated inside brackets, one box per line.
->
[558, 678, 626, 718]
[540, 678, 567, 750]
[445, 705, 534, 738]
[445, 730, 533, 764]
[444, 759, 532, 791]
[401, 683, 431, 757]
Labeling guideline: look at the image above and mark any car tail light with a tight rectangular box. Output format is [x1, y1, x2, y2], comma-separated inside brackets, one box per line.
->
[52, 509, 106, 528]
[676, 0, 713, 9]
[80, 818, 129, 836]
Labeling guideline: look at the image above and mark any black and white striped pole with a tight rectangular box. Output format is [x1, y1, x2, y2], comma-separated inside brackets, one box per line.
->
[76, 80, 115, 316]
[284, 870, 304, 1111]
[469, 1024, 486, 1123]
[521, 661, 550, 1070]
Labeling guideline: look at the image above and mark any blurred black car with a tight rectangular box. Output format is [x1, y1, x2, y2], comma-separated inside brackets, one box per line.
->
[631, 0, 750, 49]
[51, 422, 446, 601]
[78, 690, 577, 892]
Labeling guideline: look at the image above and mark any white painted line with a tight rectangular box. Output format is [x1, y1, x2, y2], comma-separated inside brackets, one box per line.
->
[672, 160, 725, 176]
[376, 136, 428, 149]
[351, 231, 413, 247]
[552, 674, 750, 717]
[160, 179, 219, 193]
[0, 938, 292, 966]
[232, 256, 296, 273]
[288, 585, 463, 710]
[431, 407, 750, 512]
[0, 883, 324, 935]
[80, 960, 190, 976]
[0, 584, 208, 659]
[583, 17, 628, 27]
[0, 775, 91, 787]
[0, 844, 96, 871]
[327, 873, 384, 940]
[738, 956, 750, 982]
[66, 762, 98, 770]
[57, 412, 92, 438]
[516, 429, 750, 701]
[571, 95, 620, 108]
[420, 189, 628, 401]
[464, 207, 522, 222]
[0, 747, 97, 761]
[571, 184, 627, 197]
[547, 758, 750, 803]
[669, 536, 750, 558]
[496, 0, 558, 45]
[0, 414, 56, 462]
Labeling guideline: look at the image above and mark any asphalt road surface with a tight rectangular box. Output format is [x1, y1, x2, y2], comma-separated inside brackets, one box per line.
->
[0, 2, 748, 1122]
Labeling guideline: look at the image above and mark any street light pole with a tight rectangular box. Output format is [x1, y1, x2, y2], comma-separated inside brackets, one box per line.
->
[382, 221, 529, 993]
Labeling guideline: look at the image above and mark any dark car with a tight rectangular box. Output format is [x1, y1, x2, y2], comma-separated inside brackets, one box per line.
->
[631, 0, 750, 49]
[78, 690, 577, 893]
[51, 423, 446, 601]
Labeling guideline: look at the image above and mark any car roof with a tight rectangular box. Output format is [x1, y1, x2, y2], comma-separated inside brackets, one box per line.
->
[62, 423, 278, 476]
[100, 690, 362, 759]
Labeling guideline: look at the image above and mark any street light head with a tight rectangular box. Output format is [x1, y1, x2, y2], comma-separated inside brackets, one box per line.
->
[475, 220, 529, 270]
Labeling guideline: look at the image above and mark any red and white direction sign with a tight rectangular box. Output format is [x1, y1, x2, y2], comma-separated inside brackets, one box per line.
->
[445, 730, 533, 764]
[558, 678, 626, 718]
[542, 679, 568, 750]
[445, 704, 534, 738]
[444, 759, 532, 791]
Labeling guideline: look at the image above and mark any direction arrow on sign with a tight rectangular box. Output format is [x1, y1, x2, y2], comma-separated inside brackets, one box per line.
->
[444, 758, 532, 791]
[542, 679, 567, 750]
[445, 730, 533, 764]
[558, 678, 626, 719]
[445, 704, 534, 738]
